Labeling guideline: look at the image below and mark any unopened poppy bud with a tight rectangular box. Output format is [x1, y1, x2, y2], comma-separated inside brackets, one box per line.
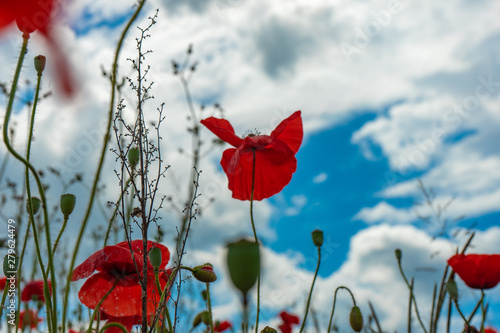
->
[149, 247, 162, 269]
[193, 311, 210, 327]
[3, 254, 18, 275]
[445, 279, 458, 301]
[60, 193, 76, 218]
[395, 248, 402, 262]
[349, 306, 363, 332]
[226, 239, 260, 295]
[311, 229, 323, 247]
[34, 55, 46, 74]
[26, 197, 41, 215]
[261, 327, 278, 333]
[192, 263, 217, 283]
[128, 148, 140, 168]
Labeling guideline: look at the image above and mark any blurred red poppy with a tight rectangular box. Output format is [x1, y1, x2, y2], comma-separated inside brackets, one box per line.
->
[71, 240, 170, 319]
[214, 320, 232, 332]
[0, 276, 6, 289]
[485, 328, 498, 333]
[19, 309, 41, 330]
[278, 311, 300, 333]
[448, 254, 500, 289]
[201, 111, 303, 201]
[0, 0, 75, 96]
[21, 280, 52, 302]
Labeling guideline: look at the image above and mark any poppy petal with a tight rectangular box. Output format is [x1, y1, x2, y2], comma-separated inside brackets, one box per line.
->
[201, 117, 244, 148]
[270, 111, 303, 154]
[72, 245, 135, 281]
[448, 254, 500, 289]
[79, 271, 168, 318]
[222, 143, 296, 201]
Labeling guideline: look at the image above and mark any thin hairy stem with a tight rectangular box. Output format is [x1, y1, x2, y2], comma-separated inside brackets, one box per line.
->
[62, 2, 146, 331]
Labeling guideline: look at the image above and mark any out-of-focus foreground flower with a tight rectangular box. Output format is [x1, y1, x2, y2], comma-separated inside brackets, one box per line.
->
[0, 0, 75, 96]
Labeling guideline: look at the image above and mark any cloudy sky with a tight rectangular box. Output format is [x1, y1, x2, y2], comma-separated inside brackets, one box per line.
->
[1, 0, 500, 331]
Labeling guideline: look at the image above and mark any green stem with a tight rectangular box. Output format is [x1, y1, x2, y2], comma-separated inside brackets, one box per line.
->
[52, 216, 68, 253]
[2, 35, 57, 332]
[396, 257, 428, 333]
[249, 149, 261, 333]
[207, 283, 214, 333]
[479, 290, 486, 333]
[153, 268, 173, 333]
[88, 279, 118, 332]
[98, 323, 128, 333]
[327, 286, 357, 332]
[452, 298, 470, 327]
[61, 2, 146, 331]
[0, 281, 9, 318]
[299, 246, 321, 333]
[104, 176, 132, 247]
[408, 278, 414, 333]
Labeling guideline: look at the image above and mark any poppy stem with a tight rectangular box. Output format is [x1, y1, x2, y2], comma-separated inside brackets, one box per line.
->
[327, 286, 357, 332]
[249, 149, 261, 333]
[87, 279, 119, 332]
[206, 283, 215, 333]
[98, 322, 128, 333]
[299, 246, 321, 333]
[396, 255, 429, 333]
[2, 34, 58, 332]
[479, 289, 486, 333]
[52, 216, 69, 253]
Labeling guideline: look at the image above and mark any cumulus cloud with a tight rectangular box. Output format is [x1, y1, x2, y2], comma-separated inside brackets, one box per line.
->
[191, 224, 500, 331]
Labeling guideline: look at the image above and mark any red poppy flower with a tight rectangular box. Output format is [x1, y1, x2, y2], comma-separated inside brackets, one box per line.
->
[278, 311, 300, 333]
[485, 328, 498, 333]
[447, 254, 500, 289]
[0, 0, 75, 96]
[21, 280, 52, 302]
[71, 240, 170, 319]
[214, 320, 232, 332]
[201, 111, 303, 201]
[19, 309, 41, 330]
[0, 276, 6, 290]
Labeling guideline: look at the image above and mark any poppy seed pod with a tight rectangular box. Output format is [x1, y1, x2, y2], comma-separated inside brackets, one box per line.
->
[311, 229, 323, 247]
[26, 197, 41, 215]
[395, 248, 402, 262]
[193, 311, 210, 327]
[445, 279, 458, 301]
[60, 193, 76, 218]
[226, 239, 260, 295]
[192, 264, 217, 283]
[3, 254, 18, 275]
[349, 306, 363, 332]
[128, 148, 140, 168]
[261, 327, 278, 333]
[149, 247, 162, 269]
[34, 55, 46, 74]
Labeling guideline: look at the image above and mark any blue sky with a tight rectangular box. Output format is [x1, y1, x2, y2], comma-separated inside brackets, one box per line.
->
[1, 0, 500, 332]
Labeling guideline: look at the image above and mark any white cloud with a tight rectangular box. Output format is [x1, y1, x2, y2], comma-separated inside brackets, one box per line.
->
[354, 201, 415, 224]
[312, 172, 328, 184]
